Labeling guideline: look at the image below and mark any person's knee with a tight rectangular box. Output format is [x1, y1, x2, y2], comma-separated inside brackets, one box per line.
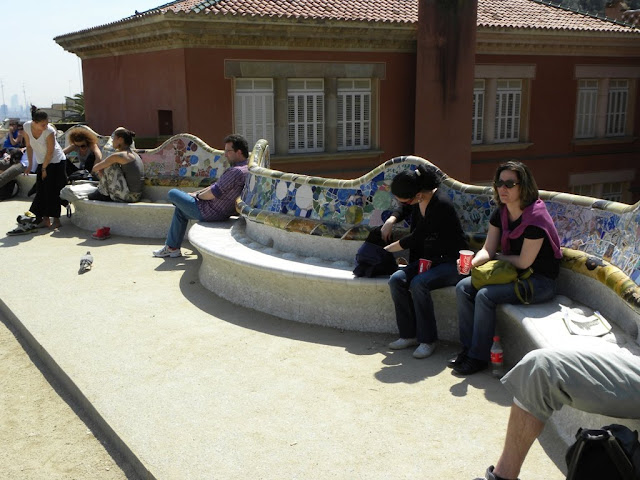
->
[409, 275, 431, 295]
[388, 270, 406, 289]
[167, 188, 182, 203]
[474, 288, 498, 310]
[456, 277, 473, 301]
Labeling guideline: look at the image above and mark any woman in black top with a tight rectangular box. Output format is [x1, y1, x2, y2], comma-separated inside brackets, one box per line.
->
[383, 164, 468, 359]
[452, 161, 562, 375]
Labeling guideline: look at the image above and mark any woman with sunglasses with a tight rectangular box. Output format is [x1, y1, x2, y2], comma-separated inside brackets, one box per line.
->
[63, 127, 102, 177]
[382, 164, 468, 359]
[452, 161, 562, 375]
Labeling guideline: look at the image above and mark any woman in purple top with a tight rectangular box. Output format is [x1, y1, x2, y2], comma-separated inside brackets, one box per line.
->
[153, 134, 250, 258]
[452, 161, 562, 375]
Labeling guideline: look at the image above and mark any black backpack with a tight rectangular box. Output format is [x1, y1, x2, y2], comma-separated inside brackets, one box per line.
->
[566, 424, 640, 480]
[352, 226, 398, 278]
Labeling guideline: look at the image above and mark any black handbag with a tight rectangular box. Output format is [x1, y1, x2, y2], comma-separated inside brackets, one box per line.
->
[566, 424, 640, 480]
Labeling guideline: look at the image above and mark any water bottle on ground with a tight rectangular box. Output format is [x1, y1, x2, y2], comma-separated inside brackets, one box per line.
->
[490, 336, 504, 378]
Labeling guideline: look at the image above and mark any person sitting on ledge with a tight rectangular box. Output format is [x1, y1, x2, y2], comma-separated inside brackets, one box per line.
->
[0, 148, 26, 198]
[474, 347, 640, 480]
[383, 164, 468, 359]
[89, 127, 143, 202]
[3, 120, 23, 149]
[452, 161, 562, 376]
[152, 133, 249, 258]
[63, 126, 102, 177]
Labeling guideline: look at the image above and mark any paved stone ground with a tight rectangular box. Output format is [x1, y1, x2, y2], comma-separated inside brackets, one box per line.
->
[0, 313, 137, 479]
[0, 198, 566, 479]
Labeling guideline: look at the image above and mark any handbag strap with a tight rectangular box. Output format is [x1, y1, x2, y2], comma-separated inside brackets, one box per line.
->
[514, 269, 534, 304]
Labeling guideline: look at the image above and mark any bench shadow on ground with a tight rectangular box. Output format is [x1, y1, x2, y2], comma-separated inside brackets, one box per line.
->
[171, 255, 580, 472]
[172, 249, 513, 402]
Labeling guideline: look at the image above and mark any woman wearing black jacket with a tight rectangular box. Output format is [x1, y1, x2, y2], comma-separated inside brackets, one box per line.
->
[383, 164, 468, 359]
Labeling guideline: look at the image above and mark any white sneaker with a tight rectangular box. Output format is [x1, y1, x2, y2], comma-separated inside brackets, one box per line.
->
[153, 245, 182, 258]
[388, 338, 419, 350]
[412, 342, 436, 359]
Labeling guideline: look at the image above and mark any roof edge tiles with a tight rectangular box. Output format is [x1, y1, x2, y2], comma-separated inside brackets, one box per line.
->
[55, 0, 640, 43]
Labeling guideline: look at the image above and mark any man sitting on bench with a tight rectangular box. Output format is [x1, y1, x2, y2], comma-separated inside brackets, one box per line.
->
[153, 134, 249, 258]
[475, 347, 640, 480]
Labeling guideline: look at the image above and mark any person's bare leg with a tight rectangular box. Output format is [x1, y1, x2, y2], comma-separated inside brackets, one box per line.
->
[492, 403, 545, 479]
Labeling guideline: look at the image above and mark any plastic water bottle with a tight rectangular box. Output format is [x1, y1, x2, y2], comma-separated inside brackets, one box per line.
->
[490, 336, 504, 378]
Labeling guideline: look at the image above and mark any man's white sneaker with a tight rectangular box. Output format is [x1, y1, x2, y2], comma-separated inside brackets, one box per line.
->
[388, 338, 419, 350]
[153, 245, 182, 258]
[413, 342, 436, 359]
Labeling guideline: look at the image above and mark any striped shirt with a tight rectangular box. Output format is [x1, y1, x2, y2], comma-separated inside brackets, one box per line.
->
[197, 160, 249, 221]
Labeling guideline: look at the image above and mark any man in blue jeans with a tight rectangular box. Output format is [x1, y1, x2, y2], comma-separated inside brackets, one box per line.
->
[153, 134, 249, 258]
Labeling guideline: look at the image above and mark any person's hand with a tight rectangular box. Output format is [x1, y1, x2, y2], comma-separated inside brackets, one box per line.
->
[381, 221, 393, 243]
[42, 168, 48, 180]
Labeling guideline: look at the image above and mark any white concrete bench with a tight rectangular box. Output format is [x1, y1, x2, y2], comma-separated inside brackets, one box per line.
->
[56, 183, 187, 238]
[188, 218, 444, 334]
[189, 217, 640, 446]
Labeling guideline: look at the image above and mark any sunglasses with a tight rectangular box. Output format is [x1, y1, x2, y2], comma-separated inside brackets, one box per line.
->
[398, 197, 415, 205]
[494, 179, 520, 189]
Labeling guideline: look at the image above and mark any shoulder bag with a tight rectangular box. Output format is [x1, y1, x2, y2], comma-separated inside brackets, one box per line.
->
[471, 259, 534, 304]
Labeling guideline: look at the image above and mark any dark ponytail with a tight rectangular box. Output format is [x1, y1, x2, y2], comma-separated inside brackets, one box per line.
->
[390, 164, 440, 199]
[113, 127, 136, 147]
[30, 105, 48, 122]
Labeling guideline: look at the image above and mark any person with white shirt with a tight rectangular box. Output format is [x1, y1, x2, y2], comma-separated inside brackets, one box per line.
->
[22, 106, 67, 228]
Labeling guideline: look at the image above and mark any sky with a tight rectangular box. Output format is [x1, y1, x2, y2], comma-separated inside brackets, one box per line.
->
[1, 0, 164, 116]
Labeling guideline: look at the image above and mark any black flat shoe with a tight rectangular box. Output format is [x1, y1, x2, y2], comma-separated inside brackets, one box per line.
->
[453, 357, 488, 375]
[447, 349, 468, 368]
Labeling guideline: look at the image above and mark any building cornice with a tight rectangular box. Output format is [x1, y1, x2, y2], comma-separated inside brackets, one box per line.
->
[55, 14, 417, 59]
[476, 28, 640, 57]
[54, 13, 640, 60]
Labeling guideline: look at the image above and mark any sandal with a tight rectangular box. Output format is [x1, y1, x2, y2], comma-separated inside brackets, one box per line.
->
[91, 226, 111, 240]
[7, 224, 37, 236]
[16, 214, 38, 226]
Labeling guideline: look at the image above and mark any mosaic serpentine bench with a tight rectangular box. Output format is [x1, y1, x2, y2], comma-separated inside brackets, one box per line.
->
[189, 140, 640, 444]
[54, 133, 231, 238]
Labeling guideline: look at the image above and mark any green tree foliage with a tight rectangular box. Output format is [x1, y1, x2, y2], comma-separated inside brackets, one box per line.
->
[63, 93, 85, 122]
[558, 0, 640, 15]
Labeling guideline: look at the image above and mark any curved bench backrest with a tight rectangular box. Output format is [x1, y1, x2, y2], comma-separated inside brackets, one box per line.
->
[66, 127, 228, 189]
[240, 141, 640, 327]
[139, 134, 227, 188]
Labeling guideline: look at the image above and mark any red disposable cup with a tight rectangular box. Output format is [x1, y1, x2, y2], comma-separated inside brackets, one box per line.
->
[419, 258, 432, 273]
[459, 250, 474, 275]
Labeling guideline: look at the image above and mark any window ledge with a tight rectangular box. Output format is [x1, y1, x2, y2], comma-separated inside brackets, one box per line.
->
[271, 149, 385, 165]
[471, 142, 533, 153]
[572, 136, 637, 146]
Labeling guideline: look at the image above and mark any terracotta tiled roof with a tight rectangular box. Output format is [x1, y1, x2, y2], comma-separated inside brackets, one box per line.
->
[151, 0, 417, 23]
[478, 0, 636, 32]
[143, 0, 640, 32]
